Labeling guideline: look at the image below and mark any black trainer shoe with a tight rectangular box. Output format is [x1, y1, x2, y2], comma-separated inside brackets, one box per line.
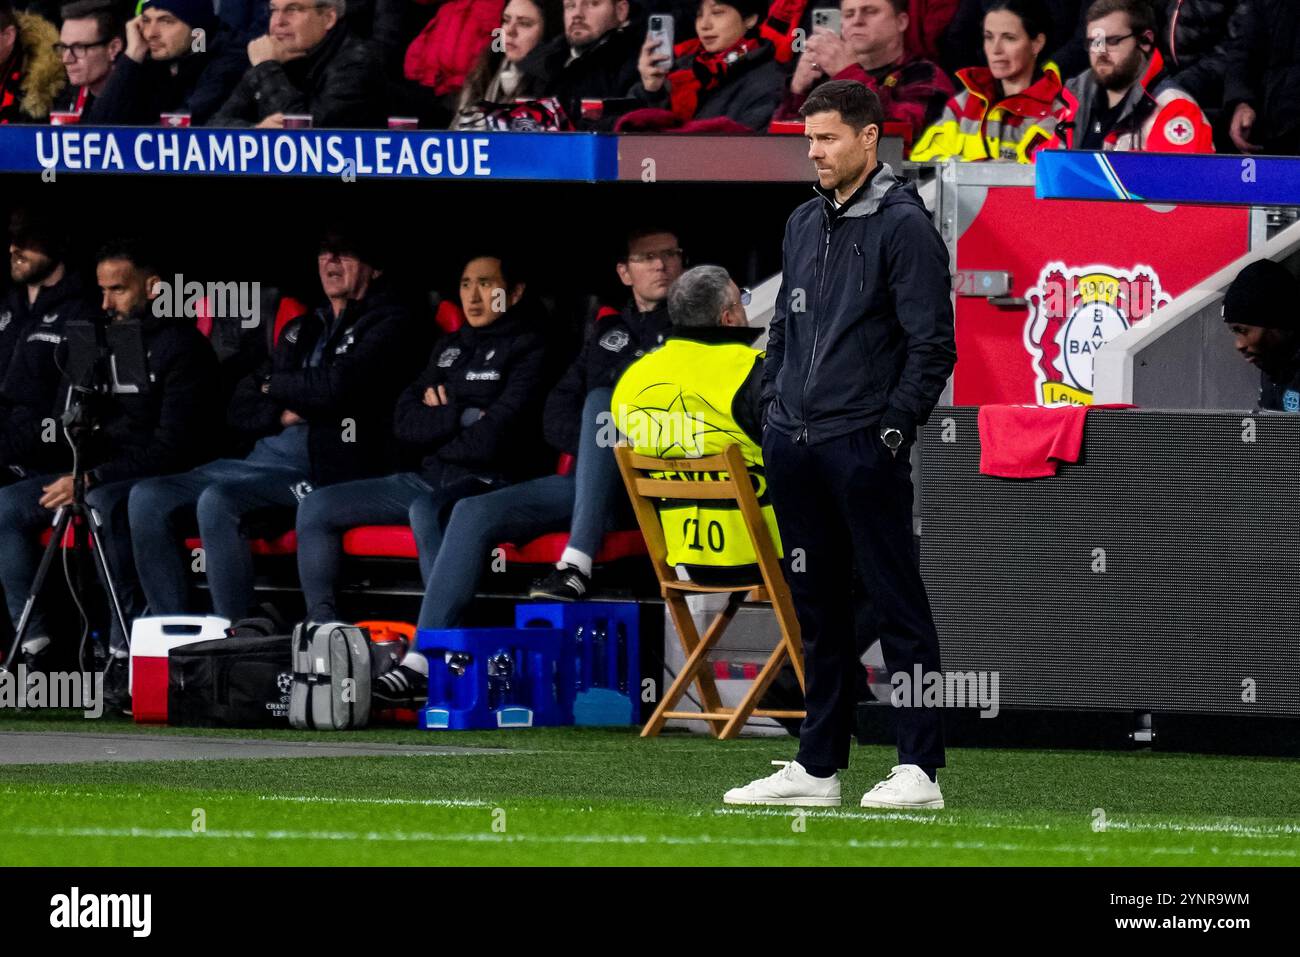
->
[528, 566, 591, 602]
[372, 665, 428, 708]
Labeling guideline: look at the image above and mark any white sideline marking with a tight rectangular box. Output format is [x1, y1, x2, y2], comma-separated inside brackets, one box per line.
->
[710, 807, 1300, 837]
[3, 825, 1296, 859]
[0, 787, 490, 809]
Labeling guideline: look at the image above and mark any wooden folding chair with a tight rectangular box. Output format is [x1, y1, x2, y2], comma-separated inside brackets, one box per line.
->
[614, 443, 805, 739]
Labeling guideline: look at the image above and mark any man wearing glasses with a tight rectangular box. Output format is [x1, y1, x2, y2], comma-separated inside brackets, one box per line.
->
[209, 0, 385, 128]
[89, 0, 243, 125]
[1060, 0, 1211, 151]
[51, 0, 124, 119]
[128, 226, 421, 622]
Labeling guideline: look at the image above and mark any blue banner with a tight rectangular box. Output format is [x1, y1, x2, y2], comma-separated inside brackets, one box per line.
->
[0, 126, 619, 182]
[1036, 150, 1300, 206]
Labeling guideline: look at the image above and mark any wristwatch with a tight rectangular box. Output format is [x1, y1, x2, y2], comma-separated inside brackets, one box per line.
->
[881, 427, 904, 453]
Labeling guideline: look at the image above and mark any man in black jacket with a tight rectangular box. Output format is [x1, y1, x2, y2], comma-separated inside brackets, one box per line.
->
[0, 238, 220, 670]
[726, 81, 955, 810]
[128, 227, 419, 621]
[517, 0, 643, 126]
[1224, 0, 1300, 155]
[50, 0, 124, 119]
[88, 0, 245, 125]
[293, 253, 552, 667]
[411, 226, 682, 634]
[208, 0, 386, 128]
[0, 209, 99, 484]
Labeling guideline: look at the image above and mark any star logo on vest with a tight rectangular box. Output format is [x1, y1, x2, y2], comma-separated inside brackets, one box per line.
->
[42, 313, 59, 324]
[437, 347, 461, 367]
[1164, 116, 1194, 146]
[599, 328, 630, 352]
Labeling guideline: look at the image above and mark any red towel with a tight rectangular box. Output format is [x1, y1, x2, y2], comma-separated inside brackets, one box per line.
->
[977, 404, 1133, 478]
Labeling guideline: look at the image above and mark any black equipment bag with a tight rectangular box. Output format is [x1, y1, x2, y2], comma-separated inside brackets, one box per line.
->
[167, 631, 292, 728]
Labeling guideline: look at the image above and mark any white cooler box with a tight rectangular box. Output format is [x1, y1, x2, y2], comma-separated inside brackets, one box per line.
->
[130, 616, 230, 723]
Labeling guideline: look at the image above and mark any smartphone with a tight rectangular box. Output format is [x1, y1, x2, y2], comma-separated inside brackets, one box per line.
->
[647, 14, 674, 64]
[811, 7, 841, 35]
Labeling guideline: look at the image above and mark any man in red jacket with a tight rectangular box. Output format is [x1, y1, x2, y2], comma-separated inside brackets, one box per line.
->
[774, 0, 953, 141]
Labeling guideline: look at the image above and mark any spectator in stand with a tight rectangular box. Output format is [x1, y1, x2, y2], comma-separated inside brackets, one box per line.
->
[516, 0, 642, 126]
[1224, 1, 1300, 156]
[627, 0, 784, 130]
[940, 0, 1087, 80]
[0, 238, 220, 683]
[1222, 260, 1300, 414]
[209, 0, 387, 128]
[0, 0, 64, 123]
[912, 0, 1070, 162]
[903, 0, 958, 61]
[1157, 0, 1243, 112]
[50, 0, 123, 119]
[452, 0, 564, 129]
[1060, 0, 1212, 152]
[294, 253, 552, 647]
[774, 0, 953, 142]
[389, 227, 681, 683]
[89, 0, 245, 125]
[128, 227, 421, 621]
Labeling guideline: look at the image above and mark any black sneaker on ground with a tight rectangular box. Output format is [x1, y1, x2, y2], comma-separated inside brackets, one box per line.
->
[372, 665, 428, 709]
[528, 566, 591, 602]
[101, 655, 131, 716]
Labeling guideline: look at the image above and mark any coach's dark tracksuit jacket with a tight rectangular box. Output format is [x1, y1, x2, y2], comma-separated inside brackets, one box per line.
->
[762, 162, 956, 446]
[0, 271, 100, 477]
[543, 301, 671, 456]
[227, 284, 421, 488]
[393, 299, 553, 486]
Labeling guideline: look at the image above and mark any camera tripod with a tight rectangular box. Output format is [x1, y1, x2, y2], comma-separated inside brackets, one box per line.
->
[0, 404, 131, 676]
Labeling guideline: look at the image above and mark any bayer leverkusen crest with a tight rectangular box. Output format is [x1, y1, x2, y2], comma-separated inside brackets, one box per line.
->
[1023, 262, 1170, 406]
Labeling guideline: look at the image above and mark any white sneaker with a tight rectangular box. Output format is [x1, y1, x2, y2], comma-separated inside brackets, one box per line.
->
[723, 760, 842, 807]
[859, 764, 944, 809]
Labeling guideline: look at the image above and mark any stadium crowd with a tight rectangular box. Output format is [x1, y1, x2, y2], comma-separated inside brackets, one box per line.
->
[0, 0, 1293, 154]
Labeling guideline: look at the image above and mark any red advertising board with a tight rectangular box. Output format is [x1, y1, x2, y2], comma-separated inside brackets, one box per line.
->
[952, 188, 1250, 406]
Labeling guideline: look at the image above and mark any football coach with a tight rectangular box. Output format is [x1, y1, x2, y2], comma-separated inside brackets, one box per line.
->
[725, 80, 956, 810]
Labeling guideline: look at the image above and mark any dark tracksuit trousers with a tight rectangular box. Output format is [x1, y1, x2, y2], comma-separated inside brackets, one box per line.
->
[762, 425, 945, 773]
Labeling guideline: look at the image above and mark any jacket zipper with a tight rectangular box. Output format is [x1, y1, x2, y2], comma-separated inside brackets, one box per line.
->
[798, 214, 834, 444]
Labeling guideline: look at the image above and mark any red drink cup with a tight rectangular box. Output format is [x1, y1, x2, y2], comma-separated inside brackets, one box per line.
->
[282, 114, 313, 129]
[49, 111, 81, 125]
[160, 112, 192, 127]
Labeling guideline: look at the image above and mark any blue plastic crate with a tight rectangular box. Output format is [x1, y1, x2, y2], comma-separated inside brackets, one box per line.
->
[516, 603, 639, 726]
[415, 627, 572, 730]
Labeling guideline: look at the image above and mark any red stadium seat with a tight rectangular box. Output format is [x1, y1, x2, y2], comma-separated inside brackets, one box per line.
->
[273, 297, 308, 345]
[435, 300, 464, 334]
[182, 533, 298, 556]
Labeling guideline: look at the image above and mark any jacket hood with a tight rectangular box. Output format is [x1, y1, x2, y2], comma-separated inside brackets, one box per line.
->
[14, 11, 66, 120]
[955, 61, 1064, 119]
[814, 162, 924, 220]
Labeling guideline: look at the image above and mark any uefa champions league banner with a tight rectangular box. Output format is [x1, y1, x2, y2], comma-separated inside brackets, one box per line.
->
[0, 126, 619, 182]
[1036, 150, 1300, 206]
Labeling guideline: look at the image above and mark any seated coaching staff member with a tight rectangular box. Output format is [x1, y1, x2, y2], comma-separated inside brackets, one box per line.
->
[725, 80, 956, 810]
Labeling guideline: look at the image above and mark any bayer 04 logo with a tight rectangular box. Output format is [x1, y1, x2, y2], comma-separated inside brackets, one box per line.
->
[1023, 262, 1170, 406]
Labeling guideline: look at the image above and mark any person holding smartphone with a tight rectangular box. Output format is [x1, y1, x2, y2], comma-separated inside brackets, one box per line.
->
[773, 0, 953, 142]
[628, 0, 784, 130]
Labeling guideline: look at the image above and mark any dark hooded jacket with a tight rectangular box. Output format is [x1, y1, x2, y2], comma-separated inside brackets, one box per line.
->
[87, 30, 247, 126]
[763, 162, 956, 446]
[517, 23, 643, 127]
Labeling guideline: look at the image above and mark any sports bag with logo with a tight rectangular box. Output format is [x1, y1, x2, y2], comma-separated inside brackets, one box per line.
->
[289, 622, 373, 730]
[167, 625, 293, 728]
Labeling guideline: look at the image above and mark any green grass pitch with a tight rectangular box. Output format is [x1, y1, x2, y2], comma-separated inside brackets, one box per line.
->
[1, 712, 1297, 866]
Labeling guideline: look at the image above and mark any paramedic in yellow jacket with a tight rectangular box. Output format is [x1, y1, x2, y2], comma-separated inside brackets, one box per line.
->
[611, 264, 780, 583]
[911, 0, 1070, 164]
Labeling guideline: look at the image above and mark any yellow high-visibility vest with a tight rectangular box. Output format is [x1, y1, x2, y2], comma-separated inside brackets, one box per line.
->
[612, 337, 782, 572]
